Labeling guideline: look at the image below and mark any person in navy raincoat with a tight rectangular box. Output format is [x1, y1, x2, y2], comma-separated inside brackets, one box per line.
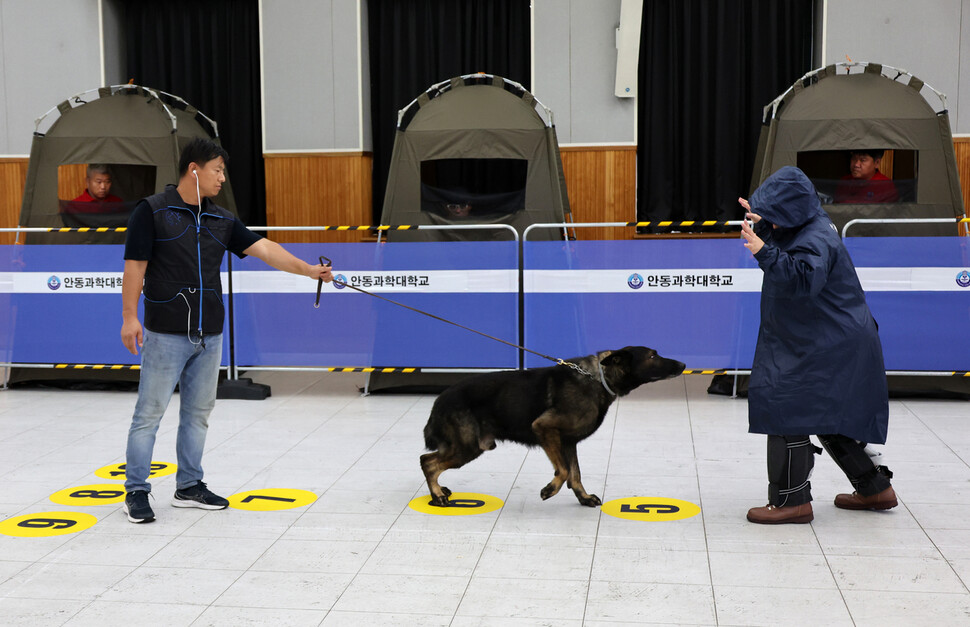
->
[739, 166, 897, 525]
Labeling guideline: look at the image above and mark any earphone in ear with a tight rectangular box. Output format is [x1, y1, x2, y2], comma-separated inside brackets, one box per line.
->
[192, 169, 198, 176]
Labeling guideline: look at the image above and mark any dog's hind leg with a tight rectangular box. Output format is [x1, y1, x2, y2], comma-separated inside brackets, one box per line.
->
[420, 446, 483, 507]
[420, 451, 452, 506]
[532, 411, 570, 501]
[563, 440, 601, 507]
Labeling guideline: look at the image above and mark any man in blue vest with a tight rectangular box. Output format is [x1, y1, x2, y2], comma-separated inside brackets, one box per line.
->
[119, 137, 333, 523]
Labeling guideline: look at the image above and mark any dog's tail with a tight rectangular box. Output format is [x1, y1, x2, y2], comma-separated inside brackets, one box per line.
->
[423, 429, 439, 451]
[423, 413, 440, 451]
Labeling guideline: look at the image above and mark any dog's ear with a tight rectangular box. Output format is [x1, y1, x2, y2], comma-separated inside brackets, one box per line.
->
[601, 349, 630, 367]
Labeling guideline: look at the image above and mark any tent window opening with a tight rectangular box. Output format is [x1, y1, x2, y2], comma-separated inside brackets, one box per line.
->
[57, 163, 156, 229]
[796, 150, 917, 205]
[420, 158, 528, 219]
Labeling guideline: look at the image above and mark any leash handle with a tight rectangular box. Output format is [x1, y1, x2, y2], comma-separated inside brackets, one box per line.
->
[314, 255, 332, 309]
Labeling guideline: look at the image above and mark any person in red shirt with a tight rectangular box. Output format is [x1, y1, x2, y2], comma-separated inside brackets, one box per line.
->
[833, 150, 899, 203]
[72, 164, 123, 203]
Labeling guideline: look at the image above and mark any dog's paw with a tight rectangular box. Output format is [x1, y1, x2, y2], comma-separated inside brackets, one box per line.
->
[429, 494, 451, 507]
[578, 493, 602, 507]
[441, 486, 452, 497]
[540, 483, 560, 500]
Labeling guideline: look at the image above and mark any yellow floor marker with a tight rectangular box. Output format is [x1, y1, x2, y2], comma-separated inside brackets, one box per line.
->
[94, 461, 176, 481]
[228, 488, 317, 511]
[0, 512, 98, 537]
[601, 496, 701, 522]
[408, 492, 504, 516]
[50, 484, 126, 506]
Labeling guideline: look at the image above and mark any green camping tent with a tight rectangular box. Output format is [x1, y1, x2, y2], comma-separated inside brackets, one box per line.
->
[750, 62, 964, 236]
[18, 84, 236, 244]
[379, 74, 570, 241]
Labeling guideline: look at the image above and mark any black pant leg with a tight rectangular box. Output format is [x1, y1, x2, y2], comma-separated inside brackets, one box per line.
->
[817, 434, 892, 496]
[766, 435, 815, 507]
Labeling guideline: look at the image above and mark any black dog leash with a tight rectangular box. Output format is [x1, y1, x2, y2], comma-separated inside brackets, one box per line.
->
[313, 255, 594, 377]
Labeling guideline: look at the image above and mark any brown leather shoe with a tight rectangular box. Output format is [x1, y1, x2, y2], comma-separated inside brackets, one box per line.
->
[834, 486, 898, 510]
[746, 502, 814, 524]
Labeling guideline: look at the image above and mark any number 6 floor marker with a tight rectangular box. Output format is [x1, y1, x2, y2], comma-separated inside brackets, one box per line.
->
[601, 497, 701, 522]
[0, 512, 98, 537]
[408, 492, 504, 516]
[228, 489, 317, 511]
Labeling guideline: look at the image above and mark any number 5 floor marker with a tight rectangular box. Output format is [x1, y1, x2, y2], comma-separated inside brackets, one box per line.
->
[0, 512, 98, 537]
[601, 497, 701, 522]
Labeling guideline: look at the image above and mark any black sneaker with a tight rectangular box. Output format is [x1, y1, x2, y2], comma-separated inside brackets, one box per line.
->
[172, 481, 229, 510]
[123, 490, 155, 523]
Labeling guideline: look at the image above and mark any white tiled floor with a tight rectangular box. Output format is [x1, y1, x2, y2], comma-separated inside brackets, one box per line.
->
[1, 370, 969, 626]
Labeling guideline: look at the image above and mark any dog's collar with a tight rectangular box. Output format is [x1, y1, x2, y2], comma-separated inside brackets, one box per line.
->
[597, 361, 617, 397]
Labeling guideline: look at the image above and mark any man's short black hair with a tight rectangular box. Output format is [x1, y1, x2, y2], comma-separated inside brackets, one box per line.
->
[849, 149, 885, 160]
[178, 137, 229, 177]
[86, 164, 111, 177]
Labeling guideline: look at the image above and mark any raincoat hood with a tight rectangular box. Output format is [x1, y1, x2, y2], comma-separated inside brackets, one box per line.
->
[750, 166, 827, 229]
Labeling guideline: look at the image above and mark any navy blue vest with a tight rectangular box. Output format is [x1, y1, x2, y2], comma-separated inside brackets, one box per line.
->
[142, 185, 235, 335]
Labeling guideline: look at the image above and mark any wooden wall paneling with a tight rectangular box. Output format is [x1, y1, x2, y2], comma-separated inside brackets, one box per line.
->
[954, 138, 970, 235]
[57, 163, 88, 202]
[559, 146, 637, 240]
[264, 153, 373, 244]
[0, 159, 30, 245]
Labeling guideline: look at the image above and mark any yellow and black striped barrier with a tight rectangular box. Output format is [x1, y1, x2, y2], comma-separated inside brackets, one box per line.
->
[42, 227, 128, 233]
[53, 364, 140, 370]
[324, 367, 419, 373]
[321, 225, 419, 231]
[324, 366, 731, 375]
[624, 220, 731, 228]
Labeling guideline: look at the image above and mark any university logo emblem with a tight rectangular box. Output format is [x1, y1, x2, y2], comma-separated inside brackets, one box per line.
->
[628, 273, 644, 289]
[333, 274, 348, 289]
[47, 276, 61, 290]
[956, 270, 970, 288]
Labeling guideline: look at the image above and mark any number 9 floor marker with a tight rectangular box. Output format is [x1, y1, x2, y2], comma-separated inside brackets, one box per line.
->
[228, 489, 317, 511]
[0, 512, 98, 537]
[50, 484, 126, 506]
[408, 493, 504, 516]
[600, 497, 701, 522]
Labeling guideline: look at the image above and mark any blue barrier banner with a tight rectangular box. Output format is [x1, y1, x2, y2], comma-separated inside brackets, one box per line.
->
[523, 239, 762, 369]
[230, 241, 518, 368]
[844, 237, 970, 370]
[0, 245, 229, 367]
[524, 236, 970, 372]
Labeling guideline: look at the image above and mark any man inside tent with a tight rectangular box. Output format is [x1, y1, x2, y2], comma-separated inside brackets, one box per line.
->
[833, 149, 899, 204]
[72, 164, 124, 203]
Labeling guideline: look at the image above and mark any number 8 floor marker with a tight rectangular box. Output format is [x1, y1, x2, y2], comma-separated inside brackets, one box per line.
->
[49, 484, 127, 506]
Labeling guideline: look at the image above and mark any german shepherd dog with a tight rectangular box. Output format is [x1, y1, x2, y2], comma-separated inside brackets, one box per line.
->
[420, 346, 685, 507]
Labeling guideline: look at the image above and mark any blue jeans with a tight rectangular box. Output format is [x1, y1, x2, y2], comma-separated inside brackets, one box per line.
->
[125, 330, 222, 493]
